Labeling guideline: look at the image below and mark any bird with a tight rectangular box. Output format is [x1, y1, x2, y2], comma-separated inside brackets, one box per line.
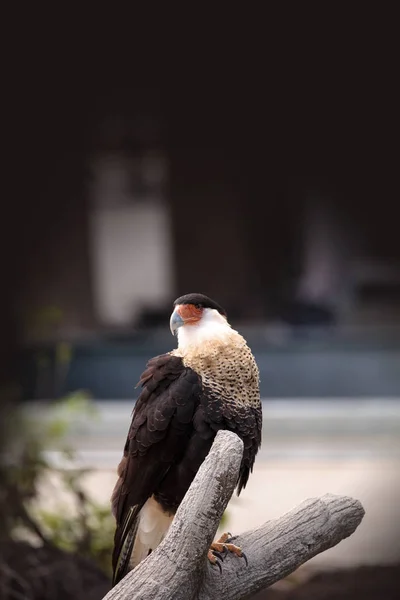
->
[111, 293, 262, 586]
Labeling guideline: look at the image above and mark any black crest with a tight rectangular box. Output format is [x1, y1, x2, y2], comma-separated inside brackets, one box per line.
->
[173, 293, 227, 318]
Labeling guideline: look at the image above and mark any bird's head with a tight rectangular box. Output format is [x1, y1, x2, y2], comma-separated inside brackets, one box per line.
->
[170, 293, 230, 348]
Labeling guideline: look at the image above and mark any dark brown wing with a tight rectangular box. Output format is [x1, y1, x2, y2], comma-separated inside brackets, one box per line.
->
[153, 387, 262, 514]
[111, 353, 201, 584]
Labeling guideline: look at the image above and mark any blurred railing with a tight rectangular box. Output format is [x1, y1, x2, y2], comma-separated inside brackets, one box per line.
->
[19, 324, 400, 400]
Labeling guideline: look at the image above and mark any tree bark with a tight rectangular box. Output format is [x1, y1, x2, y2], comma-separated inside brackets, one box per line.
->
[102, 430, 365, 600]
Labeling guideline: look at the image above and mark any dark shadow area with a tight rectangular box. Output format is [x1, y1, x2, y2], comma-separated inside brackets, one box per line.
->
[256, 565, 400, 600]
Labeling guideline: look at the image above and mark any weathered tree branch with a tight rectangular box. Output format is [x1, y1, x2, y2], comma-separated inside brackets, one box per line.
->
[102, 430, 365, 600]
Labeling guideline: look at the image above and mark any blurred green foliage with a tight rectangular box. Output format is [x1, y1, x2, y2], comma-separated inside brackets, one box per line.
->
[37, 494, 115, 576]
[2, 391, 115, 577]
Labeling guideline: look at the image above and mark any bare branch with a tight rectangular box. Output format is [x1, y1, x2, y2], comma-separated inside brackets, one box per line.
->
[198, 493, 365, 600]
[102, 430, 365, 600]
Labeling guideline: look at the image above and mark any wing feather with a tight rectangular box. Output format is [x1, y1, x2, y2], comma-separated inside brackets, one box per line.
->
[111, 353, 201, 585]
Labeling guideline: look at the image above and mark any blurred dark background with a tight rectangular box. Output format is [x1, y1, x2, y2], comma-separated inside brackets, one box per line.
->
[1, 9, 400, 599]
[3, 11, 400, 401]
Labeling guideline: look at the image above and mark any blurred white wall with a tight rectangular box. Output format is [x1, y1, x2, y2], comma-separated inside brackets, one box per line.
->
[296, 196, 354, 310]
[89, 154, 173, 326]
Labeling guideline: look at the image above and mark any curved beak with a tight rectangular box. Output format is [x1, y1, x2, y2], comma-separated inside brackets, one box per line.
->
[170, 307, 185, 335]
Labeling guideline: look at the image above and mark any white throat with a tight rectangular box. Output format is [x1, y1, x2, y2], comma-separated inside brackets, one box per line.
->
[176, 308, 234, 352]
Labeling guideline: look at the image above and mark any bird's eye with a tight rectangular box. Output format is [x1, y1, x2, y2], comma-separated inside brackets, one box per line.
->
[194, 303, 202, 309]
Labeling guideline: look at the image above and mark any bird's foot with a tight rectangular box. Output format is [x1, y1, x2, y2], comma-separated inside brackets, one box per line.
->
[207, 532, 248, 572]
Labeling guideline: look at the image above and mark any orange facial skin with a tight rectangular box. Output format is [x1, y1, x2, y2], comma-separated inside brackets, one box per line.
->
[176, 304, 204, 326]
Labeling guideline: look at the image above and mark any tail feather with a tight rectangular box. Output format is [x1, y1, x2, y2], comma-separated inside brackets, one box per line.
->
[112, 506, 140, 587]
[112, 497, 174, 587]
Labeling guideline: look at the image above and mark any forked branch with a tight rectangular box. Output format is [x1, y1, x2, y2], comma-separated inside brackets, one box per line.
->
[102, 430, 365, 600]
